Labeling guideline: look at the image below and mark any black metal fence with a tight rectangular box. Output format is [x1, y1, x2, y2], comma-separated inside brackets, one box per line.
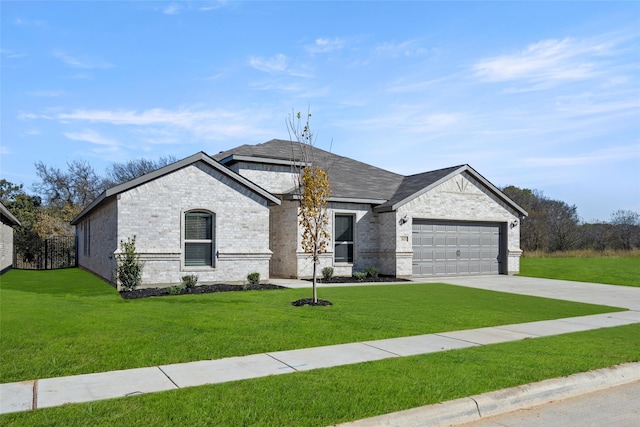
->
[13, 235, 76, 270]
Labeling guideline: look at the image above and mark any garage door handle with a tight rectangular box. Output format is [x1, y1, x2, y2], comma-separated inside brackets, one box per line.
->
[456, 249, 461, 257]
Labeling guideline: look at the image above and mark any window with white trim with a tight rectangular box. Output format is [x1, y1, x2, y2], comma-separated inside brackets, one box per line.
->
[334, 214, 354, 263]
[184, 211, 215, 267]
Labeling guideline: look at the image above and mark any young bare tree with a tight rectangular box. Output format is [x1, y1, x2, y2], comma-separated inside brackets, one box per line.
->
[287, 110, 332, 304]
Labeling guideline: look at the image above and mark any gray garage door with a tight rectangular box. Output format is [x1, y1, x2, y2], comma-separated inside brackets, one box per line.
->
[412, 221, 501, 277]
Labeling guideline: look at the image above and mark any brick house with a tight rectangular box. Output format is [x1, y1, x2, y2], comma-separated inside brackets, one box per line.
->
[72, 140, 527, 289]
[0, 201, 21, 274]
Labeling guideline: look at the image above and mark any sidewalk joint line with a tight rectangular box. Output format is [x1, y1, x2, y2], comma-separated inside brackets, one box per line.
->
[265, 353, 301, 371]
[32, 380, 38, 410]
[433, 333, 483, 346]
[157, 366, 181, 389]
[361, 342, 401, 357]
[495, 326, 543, 336]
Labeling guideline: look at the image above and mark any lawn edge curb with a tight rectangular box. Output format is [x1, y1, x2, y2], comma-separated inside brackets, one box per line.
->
[333, 361, 640, 427]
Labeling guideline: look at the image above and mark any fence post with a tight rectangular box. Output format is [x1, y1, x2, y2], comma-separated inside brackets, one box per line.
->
[44, 238, 49, 270]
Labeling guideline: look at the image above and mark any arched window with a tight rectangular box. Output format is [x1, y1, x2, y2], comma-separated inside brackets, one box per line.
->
[184, 211, 215, 267]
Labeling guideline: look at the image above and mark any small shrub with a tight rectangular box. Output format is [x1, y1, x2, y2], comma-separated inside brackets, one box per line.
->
[353, 271, 367, 281]
[181, 274, 198, 290]
[168, 285, 184, 295]
[322, 266, 334, 280]
[247, 272, 260, 285]
[115, 236, 144, 291]
[364, 266, 379, 278]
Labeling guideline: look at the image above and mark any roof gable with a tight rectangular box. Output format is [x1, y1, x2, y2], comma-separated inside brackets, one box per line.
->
[374, 164, 528, 217]
[71, 152, 280, 225]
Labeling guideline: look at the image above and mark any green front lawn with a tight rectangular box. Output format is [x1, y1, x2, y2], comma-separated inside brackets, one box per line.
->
[2, 324, 638, 426]
[520, 257, 640, 287]
[0, 268, 624, 383]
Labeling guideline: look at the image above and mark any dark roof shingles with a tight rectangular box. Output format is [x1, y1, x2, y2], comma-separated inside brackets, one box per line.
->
[215, 139, 404, 201]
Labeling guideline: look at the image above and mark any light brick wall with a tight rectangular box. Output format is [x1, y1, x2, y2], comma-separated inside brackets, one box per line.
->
[397, 172, 523, 275]
[269, 200, 299, 278]
[279, 202, 389, 279]
[76, 197, 118, 284]
[268, 173, 524, 279]
[0, 221, 14, 273]
[115, 162, 273, 288]
[232, 162, 298, 194]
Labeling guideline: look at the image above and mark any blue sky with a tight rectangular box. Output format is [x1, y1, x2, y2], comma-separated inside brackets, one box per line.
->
[1, 1, 638, 222]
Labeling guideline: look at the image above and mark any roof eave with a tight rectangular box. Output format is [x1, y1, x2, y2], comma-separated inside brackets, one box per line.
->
[461, 165, 528, 217]
[219, 154, 311, 168]
[0, 203, 21, 226]
[283, 194, 387, 205]
[71, 152, 281, 225]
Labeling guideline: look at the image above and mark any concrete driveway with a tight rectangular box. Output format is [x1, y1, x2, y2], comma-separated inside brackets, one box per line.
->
[421, 275, 640, 311]
[274, 274, 640, 310]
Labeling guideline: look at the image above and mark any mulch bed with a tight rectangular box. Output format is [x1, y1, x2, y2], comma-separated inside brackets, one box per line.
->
[120, 275, 408, 301]
[291, 298, 333, 307]
[119, 283, 285, 300]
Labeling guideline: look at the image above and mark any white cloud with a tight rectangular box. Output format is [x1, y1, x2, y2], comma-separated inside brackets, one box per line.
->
[555, 92, 639, 116]
[0, 146, 10, 155]
[52, 50, 113, 69]
[163, 3, 182, 15]
[199, 1, 228, 11]
[69, 73, 93, 80]
[64, 129, 120, 147]
[14, 18, 46, 28]
[249, 54, 288, 73]
[523, 144, 640, 167]
[0, 48, 27, 59]
[306, 38, 345, 54]
[473, 37, 607, 85]
[44, 107, 272, 141]
[376, 39, 429, 57]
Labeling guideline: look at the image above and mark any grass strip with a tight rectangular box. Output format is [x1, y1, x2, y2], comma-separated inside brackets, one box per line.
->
[1, 323, 638, 426]
[520, 257, 640, 287]
[0, 269, 623, 383]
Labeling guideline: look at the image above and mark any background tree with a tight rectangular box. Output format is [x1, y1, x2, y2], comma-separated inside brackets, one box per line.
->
[105, 156, 177, 186]
[0, 179, 42, 262]
[609, 210, 640, 250]
[33, 160, 107, 209]
[287, 110, 332, 304]
[503, 186, 580, 252]
[544, 199, 580, 251]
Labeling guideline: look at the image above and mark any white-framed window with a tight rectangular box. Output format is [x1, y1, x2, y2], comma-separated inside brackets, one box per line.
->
[334, 214, 354, 264]
[184, 210, 215, 267]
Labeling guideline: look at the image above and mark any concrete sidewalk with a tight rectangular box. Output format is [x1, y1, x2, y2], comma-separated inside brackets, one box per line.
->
[2, 276, 640, 419]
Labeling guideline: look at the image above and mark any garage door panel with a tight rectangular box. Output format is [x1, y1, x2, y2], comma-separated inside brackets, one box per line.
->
[412, 220, 502, 277]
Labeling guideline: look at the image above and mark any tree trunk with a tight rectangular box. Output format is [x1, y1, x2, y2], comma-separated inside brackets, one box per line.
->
[312, 254, 318, 303]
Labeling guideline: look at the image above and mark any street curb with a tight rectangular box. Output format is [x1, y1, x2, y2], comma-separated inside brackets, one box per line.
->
[333, 362, 640, 427]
